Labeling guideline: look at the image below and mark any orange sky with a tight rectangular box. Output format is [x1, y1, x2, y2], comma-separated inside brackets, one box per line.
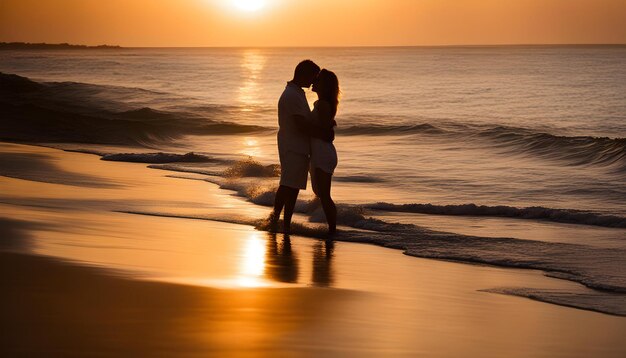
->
[1, 0, 625, 46]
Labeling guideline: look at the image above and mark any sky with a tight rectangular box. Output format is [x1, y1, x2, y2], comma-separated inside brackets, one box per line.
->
[1, 0, 625, 47]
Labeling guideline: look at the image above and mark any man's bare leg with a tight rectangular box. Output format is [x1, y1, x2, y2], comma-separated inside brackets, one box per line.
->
[271, 185, 299, 233]
[282, 187, 299, 234]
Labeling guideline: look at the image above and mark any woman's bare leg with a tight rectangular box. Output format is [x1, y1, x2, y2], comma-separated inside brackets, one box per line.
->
[314, 168, 336, 234]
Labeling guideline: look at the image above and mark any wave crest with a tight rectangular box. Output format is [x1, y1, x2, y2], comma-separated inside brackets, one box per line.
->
[223, 157, 280, 178]
[367, 202, 626, 228]
[101, 152, 218, 164]
[474, 126, 626, 172]
[0, 73, 269, 145]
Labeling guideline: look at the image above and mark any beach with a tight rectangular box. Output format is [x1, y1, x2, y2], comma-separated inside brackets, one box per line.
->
[2, 141, 626, 357]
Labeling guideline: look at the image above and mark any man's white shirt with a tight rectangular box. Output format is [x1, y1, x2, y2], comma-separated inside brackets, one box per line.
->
[277, 81, 311, 155]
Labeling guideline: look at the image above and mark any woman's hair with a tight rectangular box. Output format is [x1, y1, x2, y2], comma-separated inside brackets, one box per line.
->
[317, 69, 340, 116]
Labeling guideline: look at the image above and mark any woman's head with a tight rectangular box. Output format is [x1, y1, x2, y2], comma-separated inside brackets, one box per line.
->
[312, 69, 340, 114]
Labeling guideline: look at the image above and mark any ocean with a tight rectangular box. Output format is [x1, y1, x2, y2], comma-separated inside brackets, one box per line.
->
[1, 46, 625, 314]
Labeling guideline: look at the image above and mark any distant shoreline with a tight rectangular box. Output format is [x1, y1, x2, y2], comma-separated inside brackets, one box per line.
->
[1, 42, 624, 50]
[0, 42, 121, 50]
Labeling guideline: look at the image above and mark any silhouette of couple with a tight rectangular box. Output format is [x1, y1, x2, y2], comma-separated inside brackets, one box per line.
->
[269, 60, 339, 235]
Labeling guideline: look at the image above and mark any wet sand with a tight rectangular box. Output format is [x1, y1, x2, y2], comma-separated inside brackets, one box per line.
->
[2, 141, 626, 357]
[0, 252, 360, 357]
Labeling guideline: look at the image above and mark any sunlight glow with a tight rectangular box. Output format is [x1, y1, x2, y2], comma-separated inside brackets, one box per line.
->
[234, 0, 266, 12]
[238, 49, 266, 112]
[239, 137, 261, 157]
[237, 233, 266, 287]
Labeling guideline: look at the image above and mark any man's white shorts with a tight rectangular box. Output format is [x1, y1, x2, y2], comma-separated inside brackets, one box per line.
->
[278, 149, 309, 190]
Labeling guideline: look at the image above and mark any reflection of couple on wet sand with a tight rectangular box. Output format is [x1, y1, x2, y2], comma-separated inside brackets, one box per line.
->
[269, 60, 339, 235]
[265, 233, 335, 287]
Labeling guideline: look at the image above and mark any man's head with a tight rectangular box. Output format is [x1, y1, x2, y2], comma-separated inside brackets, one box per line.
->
[293, 59, 320, 88]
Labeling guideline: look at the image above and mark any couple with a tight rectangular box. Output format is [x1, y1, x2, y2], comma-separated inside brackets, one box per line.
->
[269, 60, 339, 235]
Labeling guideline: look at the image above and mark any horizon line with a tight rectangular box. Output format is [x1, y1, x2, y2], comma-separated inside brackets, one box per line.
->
[2, 41, 626, 49]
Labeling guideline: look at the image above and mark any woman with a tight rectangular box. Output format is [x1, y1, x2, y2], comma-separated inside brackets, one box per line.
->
[310, 69, 339, 235]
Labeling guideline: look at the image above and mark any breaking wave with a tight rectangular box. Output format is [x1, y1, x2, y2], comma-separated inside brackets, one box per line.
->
[472, 126, 626, 173]
[101, 152, 221, 164]
[342, 122, 626, 172]
[2, 72, 624, 171]
[0, 73, 270, 145]
[337, 123, 444, 135]
[367, 202, 626, 228]
[222, 157, 280, 178]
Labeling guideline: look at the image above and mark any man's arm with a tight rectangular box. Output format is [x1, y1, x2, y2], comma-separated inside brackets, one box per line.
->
[293, 114, 334, 142]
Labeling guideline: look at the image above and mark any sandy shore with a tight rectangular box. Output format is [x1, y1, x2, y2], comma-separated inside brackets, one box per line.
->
[0, 251, 361, 357]
[2, 141, 626, 357]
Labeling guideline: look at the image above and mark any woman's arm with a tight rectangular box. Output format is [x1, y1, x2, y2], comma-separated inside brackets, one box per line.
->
[316, 100, 336, 130]
[293, 113, 334, 142]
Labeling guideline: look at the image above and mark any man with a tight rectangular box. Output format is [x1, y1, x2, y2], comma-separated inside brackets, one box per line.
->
[270, 59, 320, 233]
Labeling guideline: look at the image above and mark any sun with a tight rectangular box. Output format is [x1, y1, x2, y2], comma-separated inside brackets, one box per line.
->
[234, 0, 266, 12]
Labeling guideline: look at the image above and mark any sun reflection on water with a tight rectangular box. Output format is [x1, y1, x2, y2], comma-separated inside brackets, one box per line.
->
[238, 49, 266, 111]
[237, 232, 266, 287]
[239, 136, 261, 157]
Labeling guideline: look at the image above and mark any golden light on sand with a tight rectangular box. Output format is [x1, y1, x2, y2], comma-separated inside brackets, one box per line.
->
[233, 0, 266, 12]
[237, 233, 266, 287]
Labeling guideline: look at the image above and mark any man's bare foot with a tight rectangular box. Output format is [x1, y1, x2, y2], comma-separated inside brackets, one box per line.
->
[267, 213, 279, 233]
[326, 227, 338, 240]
